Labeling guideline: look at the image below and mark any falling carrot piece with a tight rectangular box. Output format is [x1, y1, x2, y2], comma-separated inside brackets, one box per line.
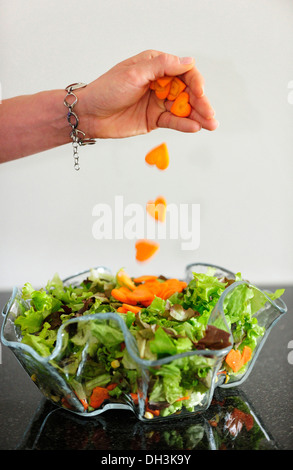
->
[170, 91, 191, 117]
[146, 196, 167, 223]
[135, 239, 159, 263]
[155, 144, 169, 170]
[167, 77, 186, 101]
[145, 142, 169, 170]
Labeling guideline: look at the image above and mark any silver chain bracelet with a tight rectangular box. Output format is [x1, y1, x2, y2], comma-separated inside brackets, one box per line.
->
[64, 83, 96, 170]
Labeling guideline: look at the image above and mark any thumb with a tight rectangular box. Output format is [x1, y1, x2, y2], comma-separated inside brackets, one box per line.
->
[133, 52, 195, 84]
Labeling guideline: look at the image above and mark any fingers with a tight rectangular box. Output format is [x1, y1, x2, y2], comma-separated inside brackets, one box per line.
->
[124, 50, 195, 87]
[157, 111, 202, 133]
[180, 66, 205, 99]
[162, 94, 218, 132]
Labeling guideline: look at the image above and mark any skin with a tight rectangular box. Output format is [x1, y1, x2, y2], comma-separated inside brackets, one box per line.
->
[0, 50, 218, 163]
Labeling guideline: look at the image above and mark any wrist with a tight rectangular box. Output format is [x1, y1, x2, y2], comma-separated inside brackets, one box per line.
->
[73, 83, 97, 139]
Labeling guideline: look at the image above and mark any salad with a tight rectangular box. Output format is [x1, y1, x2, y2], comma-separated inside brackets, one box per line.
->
[13, 267, 284, 419]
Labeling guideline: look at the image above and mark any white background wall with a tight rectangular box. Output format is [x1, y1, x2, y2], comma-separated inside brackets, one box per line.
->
[0, 0, 292, 290]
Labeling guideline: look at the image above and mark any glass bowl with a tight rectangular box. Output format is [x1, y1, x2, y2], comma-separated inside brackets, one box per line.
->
[1, 263, 287, 422]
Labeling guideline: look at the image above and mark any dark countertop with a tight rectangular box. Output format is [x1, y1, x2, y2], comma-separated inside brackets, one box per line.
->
[1, 285, 293, 451]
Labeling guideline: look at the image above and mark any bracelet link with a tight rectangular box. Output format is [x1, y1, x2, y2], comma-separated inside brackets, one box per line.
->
[64, 83, 96, 170]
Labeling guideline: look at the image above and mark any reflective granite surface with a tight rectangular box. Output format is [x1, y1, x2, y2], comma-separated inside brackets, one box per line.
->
[1, 286, 292, 451]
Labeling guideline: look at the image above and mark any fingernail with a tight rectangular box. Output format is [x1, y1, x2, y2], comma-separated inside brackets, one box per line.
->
[179, 56, 194, 65]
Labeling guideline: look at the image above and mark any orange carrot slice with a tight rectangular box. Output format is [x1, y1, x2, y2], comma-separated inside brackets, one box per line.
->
[111, 287, 134, 304]
[127, 284, 155, 303]
[154, 81, 172, 100]
[225, 349, 243, 373]
[175, 396, 190, 402]
[141, 280, 162, 296]
[122, 303, 142, 314]
[145, 142, 169, 170]
[170, 91, 191, 117]
[241, 346, 252, 364]
[156, 76, 173, 88]
[167, 77, 186, 101]
[225, 346, 252, 373]
[117, 306, 128, 313]
[89, 387, 109, 409]
[146, 196, 167, 223]
[135, 239, 159, 263]
[130, 392, 139, 405]
[106, 383, 118, 391]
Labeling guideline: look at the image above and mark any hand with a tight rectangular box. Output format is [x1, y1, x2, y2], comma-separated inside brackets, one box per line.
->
[79, 50, 218, 139]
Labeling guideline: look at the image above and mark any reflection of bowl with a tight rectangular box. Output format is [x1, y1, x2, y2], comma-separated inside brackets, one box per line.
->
[1, 263, 287, 422]
[17, 388, 277, 450]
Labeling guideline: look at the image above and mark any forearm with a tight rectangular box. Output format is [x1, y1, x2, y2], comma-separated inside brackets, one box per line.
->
[0, 89, 80, 163]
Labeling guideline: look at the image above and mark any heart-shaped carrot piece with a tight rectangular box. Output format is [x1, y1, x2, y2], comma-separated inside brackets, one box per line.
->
[145, 142, 169, 170]
[135, 239, 159, 262]
[170, 91, 191, 117]
[167, 77, 186, 101]
[154, 81, 172, 100]
[156, 76, 173, 88]
[146, 196, 167, 222]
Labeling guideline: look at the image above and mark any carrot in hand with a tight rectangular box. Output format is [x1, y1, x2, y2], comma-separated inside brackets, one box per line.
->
[167, 77, 186, 101]
[145, 142, 169, 170]
[146, 196, 167, 223]
[170, 91, 191, 117]
[135, 239, 159, 263]
[156, 76, 173, 88]
[149, 76, 191, 117]
[154, 81, 172, 100]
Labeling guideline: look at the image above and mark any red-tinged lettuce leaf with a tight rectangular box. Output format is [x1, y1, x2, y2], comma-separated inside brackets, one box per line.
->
[195, 325, 231, 350]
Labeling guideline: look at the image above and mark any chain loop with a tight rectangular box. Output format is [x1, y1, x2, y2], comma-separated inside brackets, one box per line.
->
[64, 83, 96, 170]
